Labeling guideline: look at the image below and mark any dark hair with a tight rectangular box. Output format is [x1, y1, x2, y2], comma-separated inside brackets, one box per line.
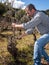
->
[26, 4, 36, 11]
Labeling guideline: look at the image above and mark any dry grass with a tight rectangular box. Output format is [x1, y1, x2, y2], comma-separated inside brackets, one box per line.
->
[0, 31, 49, 65]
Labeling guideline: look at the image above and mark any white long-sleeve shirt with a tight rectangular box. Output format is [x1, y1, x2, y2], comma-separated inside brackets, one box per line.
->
[22, 11, 49, 35]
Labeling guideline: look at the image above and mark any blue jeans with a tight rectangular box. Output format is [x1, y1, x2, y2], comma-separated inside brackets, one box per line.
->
[33, 34, 49, 65]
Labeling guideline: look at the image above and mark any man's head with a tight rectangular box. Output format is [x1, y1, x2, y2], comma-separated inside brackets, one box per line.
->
[25, 4, 36, 17]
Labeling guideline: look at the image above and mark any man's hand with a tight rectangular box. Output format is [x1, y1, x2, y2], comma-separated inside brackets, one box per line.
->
[16, 32, 27, 40]
[17, 35, 22, 40]
[12, 23, 16, 28]
[12, 23, 24, 29]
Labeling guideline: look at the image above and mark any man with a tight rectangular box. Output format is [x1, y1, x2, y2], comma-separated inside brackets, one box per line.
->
[12, 4, 49, 65]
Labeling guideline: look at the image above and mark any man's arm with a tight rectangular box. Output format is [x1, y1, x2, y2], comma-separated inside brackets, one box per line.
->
[12, 23, 24, 29]
[17, 32, 28, 39]
[12, 12, 41, 30]
[17, 28, 34, 39]
[22, 12, 43, 30]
